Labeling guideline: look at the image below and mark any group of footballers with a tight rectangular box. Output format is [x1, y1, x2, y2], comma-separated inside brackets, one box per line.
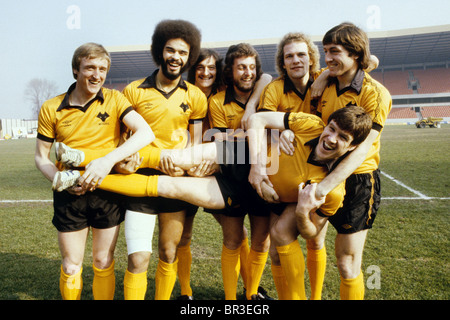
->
[35, 18, 392, 300]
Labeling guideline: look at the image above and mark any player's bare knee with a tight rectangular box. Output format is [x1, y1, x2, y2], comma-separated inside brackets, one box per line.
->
[62, 260, 82, 275]
[250, 235, 270, 253]
[306, 238, 324, 250]
[159, 245, 178, 263]
[93, 254, 114, 270]
[223, 237, 242, 250]
[270, 222, 290, 247]
[269, 245, 281, 265]
[336, 255, 359, 279]
[128, 251, 151, 272]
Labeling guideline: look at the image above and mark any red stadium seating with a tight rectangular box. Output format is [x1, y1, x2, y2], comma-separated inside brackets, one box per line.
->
[421, 105, 450, 117]
[412, 69, 450, 94]
[371, 67, 450, 95]
[373, 70, 413, 95]
[387, 107, 417, 119]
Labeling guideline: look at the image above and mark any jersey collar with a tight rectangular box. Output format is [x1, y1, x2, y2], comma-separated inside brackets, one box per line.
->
[57, 82, 105, 112]
[138, 69, 188, 94]
[283, 75, 314, 100]
[224, 86, 253, 110]
[329, 68, 365, 96]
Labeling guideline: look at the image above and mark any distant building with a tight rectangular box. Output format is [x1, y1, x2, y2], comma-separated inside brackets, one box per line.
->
[0, 119, 38, 139]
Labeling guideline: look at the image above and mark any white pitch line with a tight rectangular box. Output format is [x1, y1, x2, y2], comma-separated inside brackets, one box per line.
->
[382, 197, 450, 200]
[380, 170, 432, 200]
[2, 197, 449, 204]
[0, 200, 52, 203]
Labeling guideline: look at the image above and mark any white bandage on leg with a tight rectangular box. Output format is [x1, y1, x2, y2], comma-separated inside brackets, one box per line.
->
[124, 210, 157, 255]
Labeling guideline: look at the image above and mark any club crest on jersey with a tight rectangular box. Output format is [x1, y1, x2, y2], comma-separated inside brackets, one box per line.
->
[97, 112, 110, 122]
[179, 103, 190, 113]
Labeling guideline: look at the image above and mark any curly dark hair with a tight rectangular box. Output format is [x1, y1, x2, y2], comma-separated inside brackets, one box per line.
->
[222, 43, 262, 87]
[151, 19, 202, 70]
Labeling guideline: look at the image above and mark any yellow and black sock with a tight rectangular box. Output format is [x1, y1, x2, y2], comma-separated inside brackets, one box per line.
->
[271, 263, 291, 300]
[123, 269, 148, 300]
[154, 258, 178, 300]
[177, 242, 193, 297]
[123, 270, 147, 300]
[307, 246, 326, 300]
[92, 260, 115, 300]
[99, 174, 159, 197]
[59, 266, 83, 300]
[239, 237, 249, 290]
[340, 271, 364, 300]
[276, 241, 306, 300]
[140, 145, 162, 168]
[245, 249, 268, 299]
[221, 245, 240, 300]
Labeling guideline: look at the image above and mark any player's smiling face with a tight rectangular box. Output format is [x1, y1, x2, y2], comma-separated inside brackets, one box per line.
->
[232, 56, 257, 93]
[315, 120, 356, 162]
[195, 56, 217, 91]
[161, 38, 190, 80]
[323, 43, 358, 78]
[73, 57, 109, 96]
[283, 41, 311, 80]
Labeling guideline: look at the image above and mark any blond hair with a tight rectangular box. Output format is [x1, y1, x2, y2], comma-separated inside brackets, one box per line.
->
[71, 42, 111, 79]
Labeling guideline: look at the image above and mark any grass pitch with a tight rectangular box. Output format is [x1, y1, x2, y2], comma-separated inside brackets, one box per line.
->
[0, 124, 449, 300]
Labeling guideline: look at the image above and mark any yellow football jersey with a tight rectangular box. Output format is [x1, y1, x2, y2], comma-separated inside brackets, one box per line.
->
[208, 86, 247, 132]
[123, 71, 208, 150]
[268, 112, 345, 216]
[258, 75, 318, 114]
[38, 83, 132, 150]
[317, 69, 392, 174]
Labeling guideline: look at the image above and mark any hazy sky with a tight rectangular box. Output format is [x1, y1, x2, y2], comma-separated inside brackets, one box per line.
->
[1, 0, 449, 119]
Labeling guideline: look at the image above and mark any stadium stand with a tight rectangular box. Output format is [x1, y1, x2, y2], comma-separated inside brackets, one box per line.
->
[104, 25, 450, 123]
[412, 68, 450, 94]
[421, 105, 450, 117]
[372, 70, 413, 95]
[371, 68, 450, 95]
[387, 107, 417, 119]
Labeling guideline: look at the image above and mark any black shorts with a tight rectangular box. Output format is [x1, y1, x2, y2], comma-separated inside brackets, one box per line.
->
[52, 189, 125, 232]
[328, 169, 381, 234]
[208, 163, 271, 218]
[125, 168, 198, 215]
[267, 202, 289, 216]
[203, 138, 249, 216]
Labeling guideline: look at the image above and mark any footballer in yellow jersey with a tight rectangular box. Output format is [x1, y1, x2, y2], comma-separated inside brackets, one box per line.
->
[268, 112, 345, 216]
[208, 86, 247, 132]
[258, 75, 318, 114]
[258, 32, 322, 115]
[313, 22, 393, 300]
[123, 70, 207, 150]
[121, 19, 206, 301]
[248, 106, 372, 300]
[38, 84, 133, 170]
[35, 42, 153, 301]
[317, 69, 392, 174]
